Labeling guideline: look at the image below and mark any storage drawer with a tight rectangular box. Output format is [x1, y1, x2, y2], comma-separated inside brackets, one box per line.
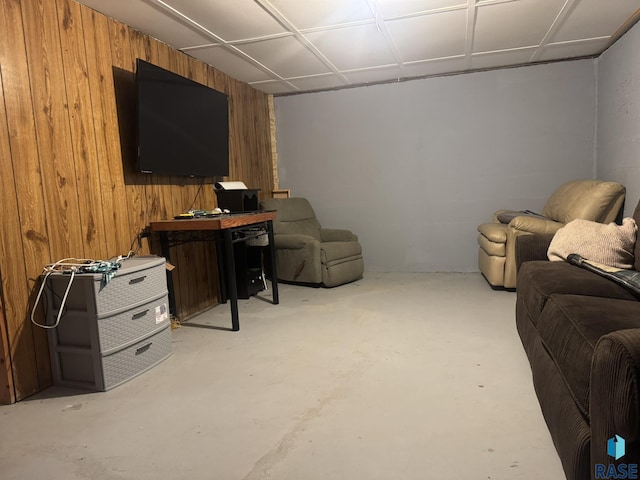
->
[101, 325, 172, 390]
[92, 257, 168, 315]
[48, 256, 167, 316]
[54, 325, 172, 391]
[98, 294, 170, 354]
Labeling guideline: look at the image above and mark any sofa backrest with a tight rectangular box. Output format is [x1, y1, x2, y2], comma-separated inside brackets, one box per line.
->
[542, 180, 625, 224]
[261, 197, 322, 240]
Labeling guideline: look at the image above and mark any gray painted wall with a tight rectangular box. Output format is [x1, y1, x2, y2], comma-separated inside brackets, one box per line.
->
[274, 60, 597, 272]
[596, 21, 640, 216]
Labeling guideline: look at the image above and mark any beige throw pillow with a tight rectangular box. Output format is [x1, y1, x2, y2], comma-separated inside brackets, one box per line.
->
[547, 217, 637, 269]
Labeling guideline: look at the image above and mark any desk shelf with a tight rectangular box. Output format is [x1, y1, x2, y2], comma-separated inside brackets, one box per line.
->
[234, 243, 264, 299]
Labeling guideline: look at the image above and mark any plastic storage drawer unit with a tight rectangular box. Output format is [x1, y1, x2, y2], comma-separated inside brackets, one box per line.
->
[46, 256, 172, 391]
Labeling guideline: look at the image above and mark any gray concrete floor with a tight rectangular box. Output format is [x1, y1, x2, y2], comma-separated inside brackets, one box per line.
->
[0, 272, 564, 480]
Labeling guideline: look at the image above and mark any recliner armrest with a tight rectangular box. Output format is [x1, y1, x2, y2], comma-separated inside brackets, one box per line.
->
[274, 234, 319, 250]
[320, 228, 358, 243]
[492, 209, 510, 223]
[515, 233, 555, 271]
[509, 216, 564, 234]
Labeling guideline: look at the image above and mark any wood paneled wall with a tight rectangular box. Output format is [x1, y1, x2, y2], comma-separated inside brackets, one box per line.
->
[0, 0, 275, 402]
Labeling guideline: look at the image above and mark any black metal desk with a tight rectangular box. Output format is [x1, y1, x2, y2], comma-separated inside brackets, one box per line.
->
[149, 211, 279, 331]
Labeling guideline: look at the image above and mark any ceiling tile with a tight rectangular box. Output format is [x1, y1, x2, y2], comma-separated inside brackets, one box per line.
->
[286, 74, 349, 91]
[553, 0, 640, 42]
[377, 0, 467, 18]
[236, 36, 332, 78]
[470, 47, 538, 70]
[78, 0, 213, 48]
[163, 0, 287, 42]
[248, 80, 298, 95]
[304, 24, 397, 70]
[474, 0, 565, 52]
[189, 46, 273, 83]
[386, 10, 467, 62]
[344, 65, 404, 85]
[537, 38, 611, 62]
[267, 0, 374, 29]
[402, 56, 468, 77]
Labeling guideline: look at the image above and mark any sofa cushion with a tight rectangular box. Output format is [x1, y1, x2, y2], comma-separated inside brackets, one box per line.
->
[537, 294, 640, 418]
[568, 254, 640, 298]
[517, 261, 636, 326]
[542, 180, 625, 224]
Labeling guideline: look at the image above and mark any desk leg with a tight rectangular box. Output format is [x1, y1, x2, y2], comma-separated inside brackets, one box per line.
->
[267, 220, 279, 305]
[215, 233, 228, 304]
[223, 229, 240, 331]
[159, 232, 177, 317]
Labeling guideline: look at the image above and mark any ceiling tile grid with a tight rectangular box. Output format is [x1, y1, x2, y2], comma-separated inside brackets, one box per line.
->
[473, 0, 566, 53]
[77, 0, 640, 95]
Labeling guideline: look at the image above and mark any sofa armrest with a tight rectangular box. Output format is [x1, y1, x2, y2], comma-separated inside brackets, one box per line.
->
[590, 329, 640, 468]
[320, 228, 358, 242]
[515, 233, 555, 271]
[492, 209, 510, 223]
[274, 234, 319, 250]
[509, 216, 564, 234]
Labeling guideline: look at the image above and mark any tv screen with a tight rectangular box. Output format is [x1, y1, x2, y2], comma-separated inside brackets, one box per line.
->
[136, 58, 229, 177]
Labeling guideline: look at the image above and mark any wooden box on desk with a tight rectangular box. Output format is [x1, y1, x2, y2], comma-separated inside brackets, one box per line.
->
[272, 189, 290, 199]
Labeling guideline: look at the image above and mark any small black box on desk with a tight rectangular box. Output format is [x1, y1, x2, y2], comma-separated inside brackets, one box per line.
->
[215, 189, 259, 212]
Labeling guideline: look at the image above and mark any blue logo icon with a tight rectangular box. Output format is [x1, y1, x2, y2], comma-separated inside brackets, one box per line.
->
[608, 435, 626, 461]
[596, 435, 637, 479]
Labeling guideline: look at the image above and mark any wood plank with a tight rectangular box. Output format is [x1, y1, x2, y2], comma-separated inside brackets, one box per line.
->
[56, 0, 108, 259]
[184, 55, 213, 312]
[108, 18, 151, 256]
[135, 43, 184, 308]
[268, 94, 279, 191]
[227, 78, 241, 183]
[139, 39, 193, 319]
[154, 45, 180, 223]
[162, 48, 204, 318]
[0, 65, 18, 405]
[204, 64, 227, 303]
[130, 29, 161, 229]
[0, 0, 53, 399]
[81, 4, 132, 257]
[21, 0, 84, 261]
[0, 276, 15, 404]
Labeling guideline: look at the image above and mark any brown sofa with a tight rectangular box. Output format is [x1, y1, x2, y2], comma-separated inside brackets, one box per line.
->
[515, 200, 640, 480]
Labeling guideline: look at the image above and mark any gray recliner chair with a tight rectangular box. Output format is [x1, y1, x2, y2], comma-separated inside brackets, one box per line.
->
[260, 197, 364, 287]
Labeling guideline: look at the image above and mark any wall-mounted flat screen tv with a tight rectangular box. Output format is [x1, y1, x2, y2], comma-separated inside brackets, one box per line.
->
[136, 58, 229, 177]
